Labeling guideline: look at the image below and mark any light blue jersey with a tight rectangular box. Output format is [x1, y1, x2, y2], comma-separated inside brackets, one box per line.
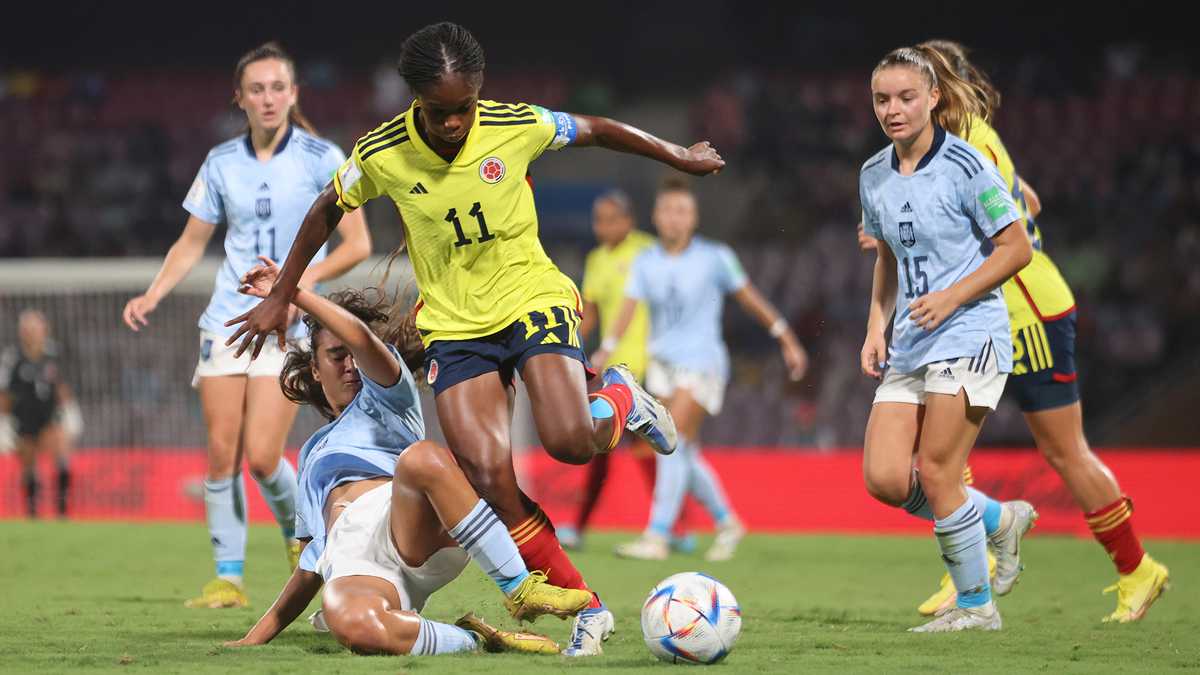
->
[293, 345, 423, 572]
[183, 125, 344, 338]
[625, 236, 748, 379]
[859, 126, 1020, 374]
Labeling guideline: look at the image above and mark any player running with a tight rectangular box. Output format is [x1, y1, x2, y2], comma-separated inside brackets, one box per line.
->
[122, 42, 371, 608]
[226, 22, 722, 655]
[228, 257, 590, 656]
[887, 40, 1169, 623]
[0, 310, 76, 518]
[594, 176, 808, 562]
[859, 46, 1035, 632]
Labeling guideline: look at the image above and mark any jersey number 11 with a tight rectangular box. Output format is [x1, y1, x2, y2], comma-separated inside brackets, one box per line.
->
[445, 202, 495, 248]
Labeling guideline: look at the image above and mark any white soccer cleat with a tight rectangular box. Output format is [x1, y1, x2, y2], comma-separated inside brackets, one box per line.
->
[908, 602, 1002, 633]
[614, 533, 669, 561]
[601, 365, 678, 455]
[561, 606, 615, 656]
[309, 609, 330, 632]
[704, 519, 746, 562]
[989, 500, 1038, 596]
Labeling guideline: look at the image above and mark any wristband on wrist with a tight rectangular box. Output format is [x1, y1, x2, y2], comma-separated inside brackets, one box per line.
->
[769, 318, 789, 339]
[600, 336, 618, 352]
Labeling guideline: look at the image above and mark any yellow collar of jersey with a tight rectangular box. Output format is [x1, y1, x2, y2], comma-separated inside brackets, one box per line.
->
[405, 102, 482, 167]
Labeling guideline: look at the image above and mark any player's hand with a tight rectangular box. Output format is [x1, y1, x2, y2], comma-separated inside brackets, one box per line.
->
[238, 256, 280, 299]
[122, 294, 159, 332]
[590, 348, 611, 371]
[908, 289, 960, 331]
[861, 332, 887, 380]
[675, 141, 725, 176]
[856, 222, 878, 253]
[780, 338, 808, 382]
[223, 638, 258, 648]
[224, 294, 290, 359]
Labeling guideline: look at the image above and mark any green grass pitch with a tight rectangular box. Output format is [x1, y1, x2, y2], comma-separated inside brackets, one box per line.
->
[1, 522, 1196, 673]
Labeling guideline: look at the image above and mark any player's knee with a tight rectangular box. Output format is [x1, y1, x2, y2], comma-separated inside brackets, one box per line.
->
[395, 441, 454, 490]
[915, 461, 958, 499]
[325, 604, 394, 655]
[541, 421, 594, 466]
[204, 436, 239, 480]
[863, 469, 909, 507]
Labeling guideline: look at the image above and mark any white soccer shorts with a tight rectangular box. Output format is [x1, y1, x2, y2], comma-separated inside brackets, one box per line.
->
[192, 329, 288, 387]
[645, 359, 728, 416]
[873, 343, 1008, 411]
[316, 483, 469, 612]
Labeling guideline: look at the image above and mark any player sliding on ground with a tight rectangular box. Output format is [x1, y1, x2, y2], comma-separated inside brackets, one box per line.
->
[226, 257, 590, 656]
[859, 46, 1036, 632]
[226, 21, 724, 655]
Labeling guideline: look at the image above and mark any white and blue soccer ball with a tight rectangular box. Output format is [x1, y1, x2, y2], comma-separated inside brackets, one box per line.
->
[641, 572, 742, 665]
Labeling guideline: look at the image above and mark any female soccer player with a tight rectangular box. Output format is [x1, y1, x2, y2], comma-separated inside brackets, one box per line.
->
[594, 176, 809, 562]
[0, 310, 75, 518]
[227, 258, 589, 656]
[121, 42, 371, 609]
[859, 46, 1035, 632]
[226, 22, 720, 654]
[891, 40, 1168, 623]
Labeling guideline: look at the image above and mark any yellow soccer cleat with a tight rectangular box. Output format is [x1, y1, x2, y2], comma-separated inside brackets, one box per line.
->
[455, 613, 561, 655]
[184, 578, 248, 609]
[504, 570, 592, 622]
[286, 538, 302, 571]
[1102, 554, 1170, 623]
[917, 552, 998, 616]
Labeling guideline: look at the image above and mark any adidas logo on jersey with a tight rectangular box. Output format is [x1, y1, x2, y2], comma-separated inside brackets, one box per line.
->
[410, 182, 429, 194]
[900, 201, 913, 213]
[258, 182, 269, 192]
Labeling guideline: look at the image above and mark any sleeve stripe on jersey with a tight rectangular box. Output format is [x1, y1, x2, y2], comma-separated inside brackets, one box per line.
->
[298, 138, 331, 157]
[477, 110, 537, 120]
[943, 154, 976, 179]
[356, 117, 407, 147]
[479, 119, 538, 127]
[478, 102, 531, 113]
[360, 135, 410, 162]
[861, 155, 887, 173]
[358, 124, 409, 159]
[210, 145, 240, 159]
[946, 145, 983, 173]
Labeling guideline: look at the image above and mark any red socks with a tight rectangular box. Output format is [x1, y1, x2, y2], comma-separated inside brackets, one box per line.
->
[1085, 496, 1146, 575]
[510, 505, 600, 607]
[590, 383, 633, 451]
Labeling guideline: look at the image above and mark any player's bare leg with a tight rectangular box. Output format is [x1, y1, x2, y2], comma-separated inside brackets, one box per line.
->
[243, 375, 302, 568]
[16, 434, 39, 518]
[1025, 403, 1169, 622]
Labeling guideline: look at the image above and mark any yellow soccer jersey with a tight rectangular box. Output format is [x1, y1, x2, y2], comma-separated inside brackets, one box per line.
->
[333, 100, 582, 345]
[963, 116, 1076, 332]
[581, 230, 655, 379]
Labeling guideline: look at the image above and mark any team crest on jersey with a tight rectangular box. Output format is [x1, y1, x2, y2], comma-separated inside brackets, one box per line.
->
[899, 221, 916, 248]
[427, 359, 439, 385]
[255, 198, 272, 220]
[479, 157, 506, 184]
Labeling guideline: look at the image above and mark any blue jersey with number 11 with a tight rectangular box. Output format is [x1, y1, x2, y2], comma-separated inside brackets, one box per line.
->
[859, 127, 1020, 374]
[183, 125, 344, 338]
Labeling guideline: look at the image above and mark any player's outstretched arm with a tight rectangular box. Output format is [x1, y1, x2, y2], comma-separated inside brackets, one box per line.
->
[122, 216, 216, 332]
[570, 114, 725, 176]
[235, 257, 402, 387]
[227, 563, 323, 646]
[731, 284, 808, 381]
[225, 185, 342, 358]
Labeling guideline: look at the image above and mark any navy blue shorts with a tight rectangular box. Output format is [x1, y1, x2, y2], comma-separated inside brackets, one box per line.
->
[423, 306, 593, 395]
[1007, 311, 1081, 413]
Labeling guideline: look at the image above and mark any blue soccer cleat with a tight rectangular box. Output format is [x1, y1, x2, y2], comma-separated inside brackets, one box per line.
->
[601, 364, 677, 455]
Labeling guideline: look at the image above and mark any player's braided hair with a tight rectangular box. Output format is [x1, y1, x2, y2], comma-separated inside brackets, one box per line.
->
[233, 41, 319, 135]
[280, 289, 425, 420]
[872, 46, 991, 137]
[919, 39, 1002, 115]
[398, 22, 485, 92]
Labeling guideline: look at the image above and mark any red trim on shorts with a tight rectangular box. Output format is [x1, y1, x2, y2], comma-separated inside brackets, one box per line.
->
[1052, 372, 1078, 383]
[1012, 275, 1075, 323]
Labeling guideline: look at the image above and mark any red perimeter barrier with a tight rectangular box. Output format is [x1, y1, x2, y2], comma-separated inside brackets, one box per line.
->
[2, 448, 1197, 539]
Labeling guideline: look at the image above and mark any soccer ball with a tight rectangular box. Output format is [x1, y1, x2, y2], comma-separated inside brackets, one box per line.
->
[641, 572, 742, 665]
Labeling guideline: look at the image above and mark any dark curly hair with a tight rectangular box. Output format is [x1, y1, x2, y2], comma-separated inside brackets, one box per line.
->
[280, 289, 424, 420]
[398, 21, 485, 93]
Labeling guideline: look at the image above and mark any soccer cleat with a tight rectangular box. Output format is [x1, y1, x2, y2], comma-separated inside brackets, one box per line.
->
[615, 532, 669, 560]
[602, 364, 677, 455]
[184, 578, 248, 609]
[309, 609, 330, 632]
[286, 538, 302, 571]
[556, 525, 582, 551]
[989, 500, 1038, 596]
[504, 571, 593, 622]
[917, 552, 998, 616]
[455, 613, 561, 655]
[1102, 554, 1170, 623]
[908, 602, 1002, 633]
[704, 519, 746, 562]
[561, 606, 616, 656]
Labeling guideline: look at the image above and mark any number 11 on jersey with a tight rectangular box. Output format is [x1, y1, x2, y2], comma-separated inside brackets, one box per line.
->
[446, 202, 494, 247]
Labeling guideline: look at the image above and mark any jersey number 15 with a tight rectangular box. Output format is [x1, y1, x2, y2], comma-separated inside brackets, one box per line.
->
[902, 255, 929, 299]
